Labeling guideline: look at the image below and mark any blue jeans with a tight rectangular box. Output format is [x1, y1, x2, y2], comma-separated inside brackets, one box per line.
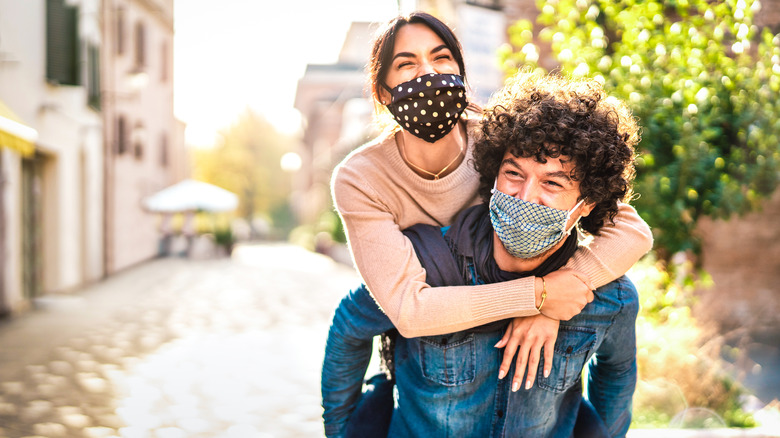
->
[500, 275, 638, 437]
[321, 276, 638, 437]
[321, 284, 394, 438]
[387, 276, 638, 438]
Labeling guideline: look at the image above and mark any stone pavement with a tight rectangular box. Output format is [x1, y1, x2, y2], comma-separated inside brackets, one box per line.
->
[0, 243, 362, 438]
[0, 242, 778, 438]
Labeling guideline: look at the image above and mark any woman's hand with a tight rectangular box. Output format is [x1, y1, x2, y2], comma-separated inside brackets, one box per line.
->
[495, 314, 560, 391]
[538, 268, 594, 320]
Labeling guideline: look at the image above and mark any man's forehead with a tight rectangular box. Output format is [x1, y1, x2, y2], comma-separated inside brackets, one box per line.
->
[501, 151, 574, 170]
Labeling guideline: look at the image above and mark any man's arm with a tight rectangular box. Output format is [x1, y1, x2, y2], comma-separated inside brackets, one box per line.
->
[586, 276, 640, 437]
[322, 283, 395, 438]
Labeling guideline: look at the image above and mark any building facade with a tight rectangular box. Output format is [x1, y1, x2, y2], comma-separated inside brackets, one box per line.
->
[0, 0, 186, 316]
[101, 0, 187, 274]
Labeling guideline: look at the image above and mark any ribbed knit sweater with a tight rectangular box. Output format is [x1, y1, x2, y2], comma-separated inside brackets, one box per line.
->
[331, 120, 653, 338]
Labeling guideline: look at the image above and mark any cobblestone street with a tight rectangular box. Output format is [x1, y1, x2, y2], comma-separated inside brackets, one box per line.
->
[0, 243, 361, 438]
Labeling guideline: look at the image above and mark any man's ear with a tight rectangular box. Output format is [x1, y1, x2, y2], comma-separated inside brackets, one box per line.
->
[578, 200, 596, 217]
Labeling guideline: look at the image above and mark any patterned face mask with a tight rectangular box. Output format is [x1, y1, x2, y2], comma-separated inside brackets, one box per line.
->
[489, 186, 584, 259]
[384, 73, 468, 143]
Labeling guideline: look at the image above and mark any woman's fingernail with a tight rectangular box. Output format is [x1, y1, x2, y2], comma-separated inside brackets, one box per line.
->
[498, 370, 506, 380]
[512, 381, 520, 392]
[526, 380, 532, 390]
[544, 369, 550, 378]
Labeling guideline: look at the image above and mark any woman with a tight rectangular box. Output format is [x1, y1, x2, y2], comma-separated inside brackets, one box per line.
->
[331, 12, 651, 338]
[324, 12, 652, 437]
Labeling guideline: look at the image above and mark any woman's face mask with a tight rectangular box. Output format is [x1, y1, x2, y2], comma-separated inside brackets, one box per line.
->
[489, 186, 584, 259]
[383, 73, 468, 143]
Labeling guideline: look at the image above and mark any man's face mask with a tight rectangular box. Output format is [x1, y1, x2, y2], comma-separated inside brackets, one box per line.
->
[384, 73, 468, 143]
[489, 185, 584, 259]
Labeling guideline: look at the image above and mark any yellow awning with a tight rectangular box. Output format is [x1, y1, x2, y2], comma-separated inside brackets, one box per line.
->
[0, 99, 36, 157]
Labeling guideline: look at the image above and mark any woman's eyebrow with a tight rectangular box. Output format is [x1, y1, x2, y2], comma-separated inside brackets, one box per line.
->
[430, 44, 450, 54]
[392, 51, 416, 62]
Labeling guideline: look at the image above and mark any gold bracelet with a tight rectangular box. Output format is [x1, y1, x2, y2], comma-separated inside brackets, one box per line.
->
[537, 276, 547, 312]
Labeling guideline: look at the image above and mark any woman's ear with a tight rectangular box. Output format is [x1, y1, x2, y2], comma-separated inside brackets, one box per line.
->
[377, 85, 391, 106]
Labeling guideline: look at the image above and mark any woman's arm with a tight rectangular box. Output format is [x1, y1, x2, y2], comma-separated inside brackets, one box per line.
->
[333, 165, 651, 337]
[541, 202, 653, 320]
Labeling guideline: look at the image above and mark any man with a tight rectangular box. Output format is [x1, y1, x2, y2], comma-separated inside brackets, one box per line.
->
[322, 70, 646, 438]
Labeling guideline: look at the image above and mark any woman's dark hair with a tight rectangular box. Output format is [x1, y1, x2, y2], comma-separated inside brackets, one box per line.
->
[367, 12, 466, 109]
[472, 70, 641, 235]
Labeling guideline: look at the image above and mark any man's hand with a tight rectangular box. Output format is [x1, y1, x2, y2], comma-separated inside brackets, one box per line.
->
[537, 268, 594, 320]
[495, 315, 560, 391]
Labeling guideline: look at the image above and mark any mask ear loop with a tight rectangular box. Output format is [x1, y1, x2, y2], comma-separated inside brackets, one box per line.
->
[563, 199, 585, 235]
[490, 178, 498, 194]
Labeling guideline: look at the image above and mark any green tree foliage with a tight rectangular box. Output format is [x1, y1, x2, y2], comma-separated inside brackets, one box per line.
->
[500, 0, 780, 259]
[192, 110, 298, 234]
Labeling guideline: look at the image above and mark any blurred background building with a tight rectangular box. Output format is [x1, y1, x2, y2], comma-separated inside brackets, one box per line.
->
[0, 0, 186, 316]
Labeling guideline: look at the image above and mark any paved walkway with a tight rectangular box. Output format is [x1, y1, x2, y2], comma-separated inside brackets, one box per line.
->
[0, 242, 777, 437]
[0, 243, 361, 438]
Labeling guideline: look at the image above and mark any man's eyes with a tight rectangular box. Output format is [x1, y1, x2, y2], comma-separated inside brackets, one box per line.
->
[544, 180, 566, 189]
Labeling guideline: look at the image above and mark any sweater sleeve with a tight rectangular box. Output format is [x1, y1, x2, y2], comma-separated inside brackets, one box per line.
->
[565, 203, 654, 287]
[332, 165, 653, 338]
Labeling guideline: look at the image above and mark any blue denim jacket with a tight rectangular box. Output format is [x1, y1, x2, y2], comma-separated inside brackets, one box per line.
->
[322, 273, 638, 438]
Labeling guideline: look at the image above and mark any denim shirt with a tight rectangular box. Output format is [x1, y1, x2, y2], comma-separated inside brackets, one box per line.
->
[322, 269, 638, 438]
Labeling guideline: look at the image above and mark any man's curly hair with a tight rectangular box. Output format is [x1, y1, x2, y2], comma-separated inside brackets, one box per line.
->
[472, 70, 640, 235]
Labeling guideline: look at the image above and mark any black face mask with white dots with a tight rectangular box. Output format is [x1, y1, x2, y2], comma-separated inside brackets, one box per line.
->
[383, 73, 468, 143]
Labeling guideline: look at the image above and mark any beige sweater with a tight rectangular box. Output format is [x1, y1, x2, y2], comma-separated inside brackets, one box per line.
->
[332, 120, 653, 338]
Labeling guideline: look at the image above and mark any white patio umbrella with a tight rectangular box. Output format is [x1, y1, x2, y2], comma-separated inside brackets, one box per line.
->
[143, 179, 239, 213]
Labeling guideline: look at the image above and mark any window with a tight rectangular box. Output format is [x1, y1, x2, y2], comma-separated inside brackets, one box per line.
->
[133, 123, 145, 160]
[87, 44, 100, 110]
[160, 41, 168, 82]
[116, 6, 125, 55]
[159, 133, 169, 167]
[46, 0, 80, 85]
[134, 21, 146, 67]
[116, 116, 128, 155]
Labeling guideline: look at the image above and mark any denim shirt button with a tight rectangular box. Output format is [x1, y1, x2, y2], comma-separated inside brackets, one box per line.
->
[441, 338, 448, 345]
[566, 346, 573, 354]
[497, 409, 504, 418]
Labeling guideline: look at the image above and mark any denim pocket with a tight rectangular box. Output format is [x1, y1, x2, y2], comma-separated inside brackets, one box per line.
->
[417, 332, 476, 386]
[536, 326, 597, 393]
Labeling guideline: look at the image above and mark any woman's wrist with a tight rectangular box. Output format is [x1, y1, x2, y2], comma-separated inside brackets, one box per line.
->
[534, 277, 544, 312]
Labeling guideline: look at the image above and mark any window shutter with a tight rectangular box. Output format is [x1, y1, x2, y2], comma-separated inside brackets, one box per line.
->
[46, 0, 80, 86]
[87, 44, 101, 110]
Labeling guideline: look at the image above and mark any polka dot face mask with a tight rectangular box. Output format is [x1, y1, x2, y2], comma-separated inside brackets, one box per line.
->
[384, 73, 468, 143]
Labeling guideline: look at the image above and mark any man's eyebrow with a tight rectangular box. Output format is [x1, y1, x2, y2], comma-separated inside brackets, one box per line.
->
[501, 158, 520, 169]
[545, 170, 573, 182]
[501, 158, 574, 183]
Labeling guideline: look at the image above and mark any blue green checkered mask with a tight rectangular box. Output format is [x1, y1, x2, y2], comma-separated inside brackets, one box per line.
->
[489, 186, 583, 259]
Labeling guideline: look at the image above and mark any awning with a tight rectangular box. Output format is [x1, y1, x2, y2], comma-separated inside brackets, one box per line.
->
[143, 179, 239, 213]
[0, 99, 37, 157]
